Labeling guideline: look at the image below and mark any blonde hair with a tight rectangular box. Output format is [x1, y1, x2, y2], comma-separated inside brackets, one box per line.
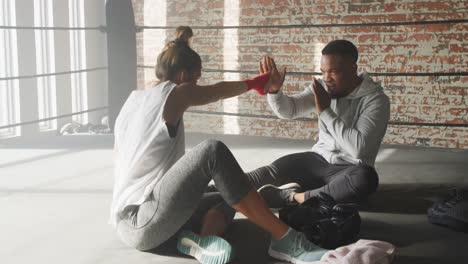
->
[155, 26, 201, 82]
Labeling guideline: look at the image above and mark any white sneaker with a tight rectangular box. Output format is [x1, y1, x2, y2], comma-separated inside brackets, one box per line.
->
[269, 228, 328, 264]
[258, 183, 301, 209]
[177, 230, 233, 264]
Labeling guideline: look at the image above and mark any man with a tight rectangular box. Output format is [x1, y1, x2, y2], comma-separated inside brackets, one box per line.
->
[248, 40, 390, 207]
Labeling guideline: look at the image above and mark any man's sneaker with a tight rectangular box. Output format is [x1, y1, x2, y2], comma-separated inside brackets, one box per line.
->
[177, 230, 233, 264]
[269, 228, 328, 263]
[428, 188, 468, 232]
[258, 183, 301, 209]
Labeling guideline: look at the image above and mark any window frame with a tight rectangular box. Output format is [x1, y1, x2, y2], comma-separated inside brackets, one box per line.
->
[0, 0, 21, 138]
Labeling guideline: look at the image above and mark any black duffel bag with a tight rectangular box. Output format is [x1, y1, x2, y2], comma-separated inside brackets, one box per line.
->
[279, 192, 361, 249]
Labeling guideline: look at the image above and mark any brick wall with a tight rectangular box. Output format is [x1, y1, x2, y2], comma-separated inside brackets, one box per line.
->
[133, 0, 467, 149]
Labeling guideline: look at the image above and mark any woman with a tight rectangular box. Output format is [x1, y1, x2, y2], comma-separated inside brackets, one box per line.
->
[110, 26, 328, 264]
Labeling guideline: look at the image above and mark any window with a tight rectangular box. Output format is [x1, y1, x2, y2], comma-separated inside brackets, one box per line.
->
[69, 0, 88, 124]
[0, 0, 21, 138]
[34, 0, 57, 131]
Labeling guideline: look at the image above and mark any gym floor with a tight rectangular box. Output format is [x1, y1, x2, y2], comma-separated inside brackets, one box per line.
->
[1, 132, 466, 264]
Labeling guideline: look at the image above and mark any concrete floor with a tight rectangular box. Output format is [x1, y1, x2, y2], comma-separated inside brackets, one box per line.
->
[1, 132, 467, 264]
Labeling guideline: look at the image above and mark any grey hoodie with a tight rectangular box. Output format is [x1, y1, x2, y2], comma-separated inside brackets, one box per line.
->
[267, 72, 390, 166]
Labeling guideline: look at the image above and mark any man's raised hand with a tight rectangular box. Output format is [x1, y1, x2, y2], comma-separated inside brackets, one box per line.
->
[312, 77, 331, 113]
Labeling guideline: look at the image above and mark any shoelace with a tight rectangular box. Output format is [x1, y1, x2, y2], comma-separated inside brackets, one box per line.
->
[446, 189, 467, 205]
[455, 188, 468, 200]
[436, 189, 468, 211]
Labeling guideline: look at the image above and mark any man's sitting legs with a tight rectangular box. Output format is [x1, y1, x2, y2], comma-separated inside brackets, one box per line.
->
[300, 164, 379, 203]
[248, 152, 379, 206]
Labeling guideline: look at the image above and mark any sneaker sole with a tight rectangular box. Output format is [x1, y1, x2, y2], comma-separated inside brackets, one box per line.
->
[268, 248, 322, 264]
[258, 183, 301, 209]
[177, 231, 233, 264]
[258, 183, 301, 192]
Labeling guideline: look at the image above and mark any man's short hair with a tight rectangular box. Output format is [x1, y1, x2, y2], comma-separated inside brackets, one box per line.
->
[322, 40, 358, 64]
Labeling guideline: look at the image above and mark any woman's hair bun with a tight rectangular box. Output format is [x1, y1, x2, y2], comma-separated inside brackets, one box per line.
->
[175, 26, 193, 43]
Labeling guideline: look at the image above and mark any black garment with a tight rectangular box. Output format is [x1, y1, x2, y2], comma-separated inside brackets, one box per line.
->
[279, 192, 361, 249]
[428, 188, 468, 232]
[247, 152, 379, 203]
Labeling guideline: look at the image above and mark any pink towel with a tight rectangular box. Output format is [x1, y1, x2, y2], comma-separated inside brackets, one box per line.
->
[319, 239, 395, 264]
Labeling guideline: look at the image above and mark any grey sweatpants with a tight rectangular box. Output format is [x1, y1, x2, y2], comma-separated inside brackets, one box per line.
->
[117, 140, 253, 251]
[247, 152, 379, 203]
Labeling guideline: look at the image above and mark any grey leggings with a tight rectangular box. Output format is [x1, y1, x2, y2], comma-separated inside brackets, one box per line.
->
[247, 152, 379, 203]
[117, 140, 253, 251]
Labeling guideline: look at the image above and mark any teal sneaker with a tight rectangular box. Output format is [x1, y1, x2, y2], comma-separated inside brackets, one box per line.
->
[177, 230, 233, 264]
[258, 183, 301, 209]
[269, 228, 328, 264]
